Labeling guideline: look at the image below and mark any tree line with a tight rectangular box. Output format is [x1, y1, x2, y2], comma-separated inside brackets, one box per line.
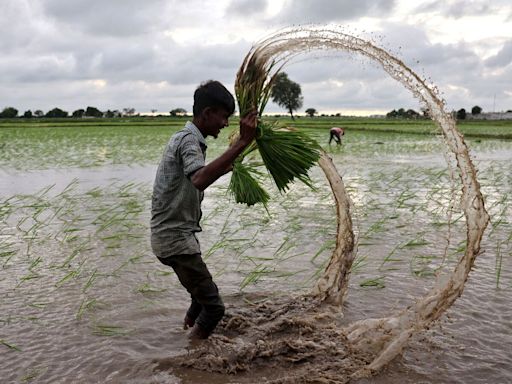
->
[386, 105, 487, 120]
[0, 106, 143, 119]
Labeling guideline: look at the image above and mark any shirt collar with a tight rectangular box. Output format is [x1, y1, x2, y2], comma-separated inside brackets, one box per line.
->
[184, 121, 207, 149]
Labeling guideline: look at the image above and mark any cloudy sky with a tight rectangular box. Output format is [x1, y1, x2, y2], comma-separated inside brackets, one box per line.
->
[1, 0, 511, 116]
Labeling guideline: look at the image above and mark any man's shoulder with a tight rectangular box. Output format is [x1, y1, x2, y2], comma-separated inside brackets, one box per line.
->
[170, 129, 200, 148]
[173, 126, 194, 139]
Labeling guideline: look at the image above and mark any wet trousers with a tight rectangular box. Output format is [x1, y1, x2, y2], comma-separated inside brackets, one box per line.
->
[157, 253, 225, 333]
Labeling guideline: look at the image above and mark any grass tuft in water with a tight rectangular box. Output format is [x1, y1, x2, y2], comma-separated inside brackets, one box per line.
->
[1, 338, 21, 351]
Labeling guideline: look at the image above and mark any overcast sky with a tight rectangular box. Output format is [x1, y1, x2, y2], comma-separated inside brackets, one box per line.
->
[1, 0, 511, 116]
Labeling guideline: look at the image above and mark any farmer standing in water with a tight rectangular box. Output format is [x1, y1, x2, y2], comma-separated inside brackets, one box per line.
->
[329, 127, 345, 145]
[151, 80, 257, 339]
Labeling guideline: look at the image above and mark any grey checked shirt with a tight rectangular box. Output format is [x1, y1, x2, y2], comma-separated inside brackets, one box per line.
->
[150, 121, 207, 257]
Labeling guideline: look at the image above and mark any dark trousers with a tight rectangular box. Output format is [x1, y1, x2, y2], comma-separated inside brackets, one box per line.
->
[329, 131, 341, 145]
[157, 253, 225, 333]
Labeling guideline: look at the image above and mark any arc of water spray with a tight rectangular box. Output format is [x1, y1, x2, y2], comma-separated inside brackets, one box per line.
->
[239, 26, 490, 377]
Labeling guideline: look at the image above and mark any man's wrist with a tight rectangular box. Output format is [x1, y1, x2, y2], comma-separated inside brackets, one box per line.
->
[236, 137, 253, 149]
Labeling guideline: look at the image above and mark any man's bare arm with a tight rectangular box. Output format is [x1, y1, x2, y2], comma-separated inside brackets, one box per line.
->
[191, 111, 257, 191]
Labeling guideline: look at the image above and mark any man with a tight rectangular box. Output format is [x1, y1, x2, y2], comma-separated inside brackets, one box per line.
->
[151, 80, 257, 339]
[329, 126, 345, 145]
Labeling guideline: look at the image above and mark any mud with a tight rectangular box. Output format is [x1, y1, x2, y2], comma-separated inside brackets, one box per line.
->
[156, 295, 370, 383]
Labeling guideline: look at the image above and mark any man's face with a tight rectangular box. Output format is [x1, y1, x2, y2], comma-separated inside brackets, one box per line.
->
[204, 107, 230, 138]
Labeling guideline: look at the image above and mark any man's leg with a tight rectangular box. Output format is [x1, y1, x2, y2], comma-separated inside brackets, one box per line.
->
[158, 254, 225, 337]
[158, 256, 200, 328]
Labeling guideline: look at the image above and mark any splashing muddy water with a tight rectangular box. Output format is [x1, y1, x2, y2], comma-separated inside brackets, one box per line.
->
[168, 26, 490, 381]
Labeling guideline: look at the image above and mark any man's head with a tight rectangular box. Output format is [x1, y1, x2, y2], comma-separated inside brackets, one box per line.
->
[193, 80, 235, 138]
[193, 80, 235, 117]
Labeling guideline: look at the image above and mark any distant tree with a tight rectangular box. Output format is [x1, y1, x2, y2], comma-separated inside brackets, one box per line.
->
[471, 105, 482, 115]
[386, 109, 398, 118]
[271, 72, 303, 120]
[170, 108, 187, 117]
[387, 108, 421, 119]
[405, 109, 420, 119]
[123, 107, 136, 116]
[85, 106, 103, 118]
[72, 109, 85, 118]
[456, 108, 467, 120]
[420, 106, 430, 118]
[23, 110, 33, 118]
[305, 108, 317, 117]
[104, 110, 115, 118]
[45, 107, 68, 118]
[34, 110, 44, 118]
[0, 107, 18, 118]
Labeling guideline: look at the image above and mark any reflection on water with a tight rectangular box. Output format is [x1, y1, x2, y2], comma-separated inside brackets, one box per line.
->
[0, 165, 157, 196]
[1, 133, 511, 383]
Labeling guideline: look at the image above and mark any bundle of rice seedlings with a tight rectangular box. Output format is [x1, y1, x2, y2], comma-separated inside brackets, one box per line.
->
[229, 161, 270, 207]
[228, 130, 269, 206]
[229, 43, 320, 205]
[257, 121, 320, 192]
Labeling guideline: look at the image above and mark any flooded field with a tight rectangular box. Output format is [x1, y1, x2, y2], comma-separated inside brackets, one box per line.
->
[1, 124, 511, 383]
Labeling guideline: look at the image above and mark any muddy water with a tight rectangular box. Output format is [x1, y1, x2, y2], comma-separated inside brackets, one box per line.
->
[1, 131, 511, 383]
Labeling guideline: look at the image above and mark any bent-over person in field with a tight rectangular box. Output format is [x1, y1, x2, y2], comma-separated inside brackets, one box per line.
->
[151, 80, 257, 339]
[329, 126, 345, 145]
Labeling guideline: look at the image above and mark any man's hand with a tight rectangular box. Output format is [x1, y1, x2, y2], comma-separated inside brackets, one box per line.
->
[190, 110, 258, 192]
[238, 110, 258, 145]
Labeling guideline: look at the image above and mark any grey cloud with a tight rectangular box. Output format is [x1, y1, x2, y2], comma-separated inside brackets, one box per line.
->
[412, 0, 440, 14]
[39, 0, 227, 37]
[41, 0, 169, 37]
[445, 1, 491, 18]
[413, 0, 504, 19]
[0, 54, 77, 84]
[96, 46, 158, 77]
[485, 41, 512, 67]
[283, 53, 388, 85]
[0, 18, 251, 93]
[0, 37, 158, 84]
[0, 1, 45, 53]
[226, 0, 268, 16]
[370, 23, 484, 84]
[273, 0, 396, 24]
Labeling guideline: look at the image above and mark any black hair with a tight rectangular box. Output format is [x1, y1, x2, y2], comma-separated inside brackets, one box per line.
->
[193, 80, 235, 117]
